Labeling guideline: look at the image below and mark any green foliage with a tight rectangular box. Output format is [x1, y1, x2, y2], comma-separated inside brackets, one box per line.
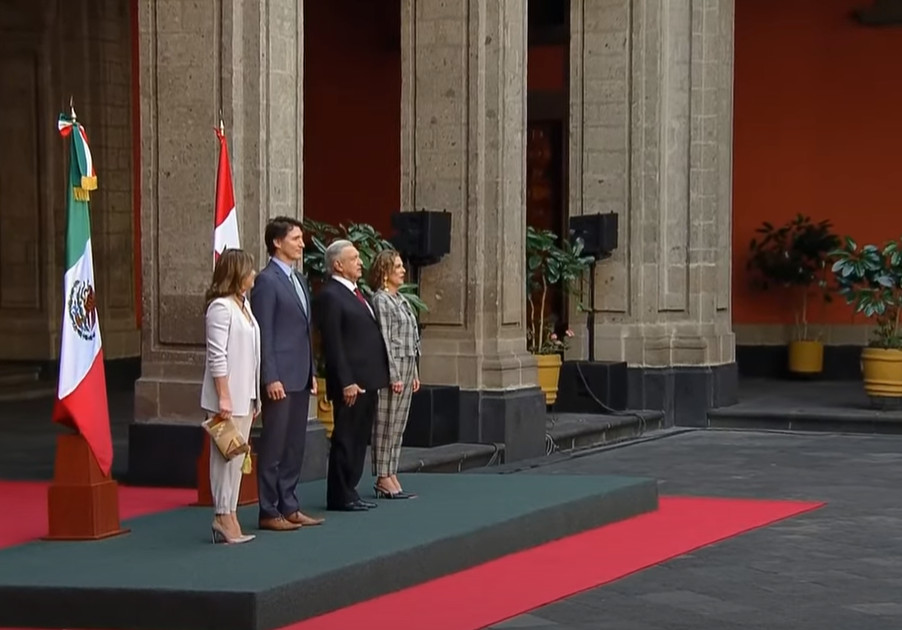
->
[747, 214, 839, 340]
[831, 237, 902, 348]
[300, 218, 428, 377]
[525, 226, 594, 355]
[301, 218, 427, 314]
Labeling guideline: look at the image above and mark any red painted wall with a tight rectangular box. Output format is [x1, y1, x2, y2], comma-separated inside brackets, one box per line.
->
[529, 45, 566, 92]
[303, 1, 401, 236]
[732, 0, 902, 325]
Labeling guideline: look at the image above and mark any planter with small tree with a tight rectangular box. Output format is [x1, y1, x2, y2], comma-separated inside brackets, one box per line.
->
[831, 237, 902, 405]
[526, 226, 594, 405]
[746, 215, 839, 376]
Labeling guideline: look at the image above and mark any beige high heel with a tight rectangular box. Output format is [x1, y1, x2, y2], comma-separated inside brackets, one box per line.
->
[211, 521, 255, 544]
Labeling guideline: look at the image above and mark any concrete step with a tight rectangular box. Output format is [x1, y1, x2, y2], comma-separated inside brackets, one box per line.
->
[0, 364, 41, 387]
[547, 410, 668, 454]
[706, 407, 902, 435]
[399, 442, 504, 474]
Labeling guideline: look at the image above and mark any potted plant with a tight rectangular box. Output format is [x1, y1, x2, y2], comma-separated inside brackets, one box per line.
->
[831, 237, 902, 405]
[526, 226, 594, 405]
[302, 219, 429, 434]
[746, 215, 839, 375]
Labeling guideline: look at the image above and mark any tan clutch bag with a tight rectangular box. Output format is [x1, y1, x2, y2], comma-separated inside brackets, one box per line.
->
[202, 414, 251, 460]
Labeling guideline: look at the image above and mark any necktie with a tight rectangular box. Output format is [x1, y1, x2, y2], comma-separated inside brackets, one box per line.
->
[290, 272, 309, 316]
[354, 288, 368, 307]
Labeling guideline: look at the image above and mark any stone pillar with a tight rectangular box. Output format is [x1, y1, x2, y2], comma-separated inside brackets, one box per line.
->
[569, 0, 737, 424]
[401, 0, 545, 460]
[132, 0, 317, 485]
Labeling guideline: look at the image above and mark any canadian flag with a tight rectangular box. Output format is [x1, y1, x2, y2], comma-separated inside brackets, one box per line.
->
[213, 125, 240, 260]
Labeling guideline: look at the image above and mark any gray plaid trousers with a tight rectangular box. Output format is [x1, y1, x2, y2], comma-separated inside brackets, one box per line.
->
[372, 357, 417, 477]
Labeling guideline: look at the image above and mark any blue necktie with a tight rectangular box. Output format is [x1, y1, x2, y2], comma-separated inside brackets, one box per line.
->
[290, 272, 309, 317]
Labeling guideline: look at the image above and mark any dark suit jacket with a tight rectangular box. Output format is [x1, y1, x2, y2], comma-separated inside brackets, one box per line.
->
[249, 259, 315, 393]
[315, 278, 390, 401]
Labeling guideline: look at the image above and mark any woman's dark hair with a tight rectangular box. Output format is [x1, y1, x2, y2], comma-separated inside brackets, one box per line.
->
[264, 216, 304, 257]
[368, 249, 400, 291]
[205, 249, 255, 308]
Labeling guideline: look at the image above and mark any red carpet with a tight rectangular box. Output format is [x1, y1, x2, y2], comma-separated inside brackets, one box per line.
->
[290, 496, 824, 630]
[0, 483, 822, 630]
[0, 481, 195, 549]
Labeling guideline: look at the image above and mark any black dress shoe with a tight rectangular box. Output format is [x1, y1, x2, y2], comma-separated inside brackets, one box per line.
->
[356, 499, 377, 509]
[328, 501, 369, 512]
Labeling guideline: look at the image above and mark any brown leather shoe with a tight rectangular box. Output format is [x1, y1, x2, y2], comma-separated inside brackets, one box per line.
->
[285, 510, 325, 526]
[258, 516, 302, 531]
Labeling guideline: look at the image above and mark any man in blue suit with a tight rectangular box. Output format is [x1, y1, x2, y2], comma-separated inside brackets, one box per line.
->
[250, 216, 324, 531]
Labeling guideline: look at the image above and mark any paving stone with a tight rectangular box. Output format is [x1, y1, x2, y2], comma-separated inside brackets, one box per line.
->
[512, 430, 902, 629]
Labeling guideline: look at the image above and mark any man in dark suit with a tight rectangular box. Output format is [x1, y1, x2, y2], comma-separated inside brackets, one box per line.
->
[250, 217, 324, 531]
[315, 239, 390, 511]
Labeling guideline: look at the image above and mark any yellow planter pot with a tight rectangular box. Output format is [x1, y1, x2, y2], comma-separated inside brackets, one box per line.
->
[534, 353, 562, 406]
[788, 340, 823, 375]
[315, 377, 334, 438]
[861, 347, 902, 399]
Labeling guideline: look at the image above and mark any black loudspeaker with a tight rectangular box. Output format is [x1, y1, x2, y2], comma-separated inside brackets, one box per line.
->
[390, 211, 452, 265]
[569, 213, 618, 258]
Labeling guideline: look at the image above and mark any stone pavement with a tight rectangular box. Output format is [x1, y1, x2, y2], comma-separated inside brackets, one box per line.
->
[489, 429, 902, 630]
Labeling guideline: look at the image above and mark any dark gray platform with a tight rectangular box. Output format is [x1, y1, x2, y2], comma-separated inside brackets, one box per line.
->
[0, 473, 658, 630]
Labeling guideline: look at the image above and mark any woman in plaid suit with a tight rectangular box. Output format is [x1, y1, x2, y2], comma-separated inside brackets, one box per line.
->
[369, 250, 421, 499]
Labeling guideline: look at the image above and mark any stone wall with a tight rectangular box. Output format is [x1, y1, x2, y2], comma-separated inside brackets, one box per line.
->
[135, 0, 304, 422]
[0, 0, 138, 361]
[401, 0, 538, 392]
[568, 0, 735, 369]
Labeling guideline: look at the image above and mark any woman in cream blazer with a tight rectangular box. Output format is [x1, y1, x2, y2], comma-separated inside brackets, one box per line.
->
[200, 248, 262, 544]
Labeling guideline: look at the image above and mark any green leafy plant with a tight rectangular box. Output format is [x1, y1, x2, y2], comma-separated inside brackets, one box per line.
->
[747, 215, 839, 341]
[301, 219, 430, 376]
[302, 219, 427, 314]
[525, 226, 594, 355]
[831, 237, 902, 349]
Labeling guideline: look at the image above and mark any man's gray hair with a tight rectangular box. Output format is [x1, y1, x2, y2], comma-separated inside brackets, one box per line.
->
[324, 239, 353, 277]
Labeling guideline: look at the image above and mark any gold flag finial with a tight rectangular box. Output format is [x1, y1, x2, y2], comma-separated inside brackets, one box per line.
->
[69, 95, 76, 121]
[218, 108, 224, 135]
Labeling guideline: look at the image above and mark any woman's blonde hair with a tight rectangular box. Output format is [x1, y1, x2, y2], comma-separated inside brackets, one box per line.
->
[205, 248, 255, 308]
[368, 249, 400, 291]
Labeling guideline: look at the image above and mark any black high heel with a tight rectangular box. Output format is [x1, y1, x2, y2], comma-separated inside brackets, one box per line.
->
[374, 484, 411, 499]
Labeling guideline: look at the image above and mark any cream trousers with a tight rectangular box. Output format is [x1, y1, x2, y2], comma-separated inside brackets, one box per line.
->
[209, 412, 254, 515]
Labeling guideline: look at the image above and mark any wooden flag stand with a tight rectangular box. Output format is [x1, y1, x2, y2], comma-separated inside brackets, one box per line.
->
[44, 432, 128, 541]
[192, 433, 260, 507]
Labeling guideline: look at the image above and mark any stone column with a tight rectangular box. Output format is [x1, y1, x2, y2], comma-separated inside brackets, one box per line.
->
[569, 0, 736, 423]
[401, 0, 545, 460]
[133, 0, 313, 484]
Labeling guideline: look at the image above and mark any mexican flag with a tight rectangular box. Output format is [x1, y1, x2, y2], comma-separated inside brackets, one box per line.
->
[213, 124, 239, 260]
[54, 112, 112, 476]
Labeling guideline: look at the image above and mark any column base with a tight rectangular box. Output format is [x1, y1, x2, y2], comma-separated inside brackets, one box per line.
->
[126, 421, 330, 488]
[627, 363, 738, 427]
[403, 385, 461, 447]
[554, 361, 629, 414]
[459, 387, 547, 462]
